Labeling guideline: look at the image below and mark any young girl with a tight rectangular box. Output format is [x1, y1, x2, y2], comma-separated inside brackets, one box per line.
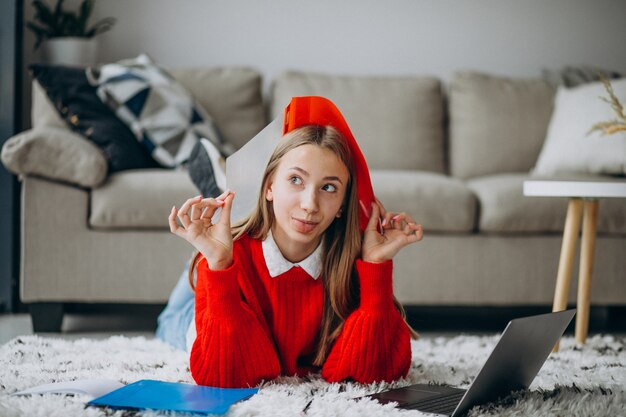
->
[159, 97, 423, 388]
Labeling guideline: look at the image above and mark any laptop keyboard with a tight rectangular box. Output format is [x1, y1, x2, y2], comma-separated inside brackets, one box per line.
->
[403, 390, 465, 415]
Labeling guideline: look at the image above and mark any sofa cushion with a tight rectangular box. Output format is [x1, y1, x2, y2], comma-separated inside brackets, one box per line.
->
[449, 72, 555, 178]
[87, 54, 229, 168]
[468, 173, 626, 235]
[533, 79, 626, 177]
[169, 67, 266, 151]
[90, 169, 198, 229]
[371, 170, 476, 233]
[271, 71, 445, 173]
[1, 128, 108, 188]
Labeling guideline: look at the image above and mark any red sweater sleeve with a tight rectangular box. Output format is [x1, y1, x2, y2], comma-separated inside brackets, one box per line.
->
[321, 259, 411, 384]
[190, 257, 281, 388]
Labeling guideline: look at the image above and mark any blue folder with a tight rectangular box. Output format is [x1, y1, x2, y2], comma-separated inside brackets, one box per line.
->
[87, 379, 258, 415]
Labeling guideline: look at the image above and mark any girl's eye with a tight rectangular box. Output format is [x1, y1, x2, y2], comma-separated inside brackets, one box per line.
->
[289, 176, 303, 185]
[322, 184, 337, 192]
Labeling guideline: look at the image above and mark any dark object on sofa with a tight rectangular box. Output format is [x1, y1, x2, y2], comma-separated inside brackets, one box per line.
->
[29, 64, 160, 172]
[542, 65, 624, 88]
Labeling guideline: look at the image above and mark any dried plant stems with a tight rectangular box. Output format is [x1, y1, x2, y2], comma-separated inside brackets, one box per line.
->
[588, 74, 626, 136]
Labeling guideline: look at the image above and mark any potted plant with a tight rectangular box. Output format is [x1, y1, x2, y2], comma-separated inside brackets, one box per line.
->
[26, 0, 115, 66]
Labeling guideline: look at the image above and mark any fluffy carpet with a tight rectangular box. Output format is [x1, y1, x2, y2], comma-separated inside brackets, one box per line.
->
[0, 334, 624, 416]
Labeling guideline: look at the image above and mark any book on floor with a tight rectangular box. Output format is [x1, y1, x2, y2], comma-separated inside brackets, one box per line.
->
[12, 378, 258, 415]
[87, 379, 258, 415]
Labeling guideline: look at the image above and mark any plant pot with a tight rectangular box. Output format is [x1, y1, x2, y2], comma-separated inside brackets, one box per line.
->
[40, 37, 99, 66]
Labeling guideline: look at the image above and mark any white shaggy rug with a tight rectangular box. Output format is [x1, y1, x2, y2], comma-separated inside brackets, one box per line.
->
[0, 334, 624, 416]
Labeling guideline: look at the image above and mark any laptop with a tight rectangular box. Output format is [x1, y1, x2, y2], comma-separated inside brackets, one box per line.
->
[367, 309, 576, 416]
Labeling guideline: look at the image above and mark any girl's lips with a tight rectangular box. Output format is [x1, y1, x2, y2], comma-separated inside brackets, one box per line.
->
[292, 218, 318, 233]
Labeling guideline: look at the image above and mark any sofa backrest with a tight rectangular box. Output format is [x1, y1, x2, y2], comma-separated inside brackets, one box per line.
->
[169, 67, 266, 150]
[448, 72, 555, 179]
[270, 71, 445, 173]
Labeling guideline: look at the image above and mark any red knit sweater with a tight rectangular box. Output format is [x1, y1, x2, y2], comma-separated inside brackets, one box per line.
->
[190, 234, 411, 388]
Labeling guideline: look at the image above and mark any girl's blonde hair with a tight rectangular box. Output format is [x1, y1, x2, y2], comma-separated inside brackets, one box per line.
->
[188, 124, 417, 366]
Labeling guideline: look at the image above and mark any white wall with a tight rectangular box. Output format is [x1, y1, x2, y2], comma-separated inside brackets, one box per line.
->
[22, 0, 626, 125]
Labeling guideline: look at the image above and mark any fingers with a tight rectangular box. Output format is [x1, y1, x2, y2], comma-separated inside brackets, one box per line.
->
[375, 197, 387, 218]
[384, 212, 414, 230]
[169, 206, 185, 236]
[382, 210, 422, 239]
[198, 195, 227, 220]
[403, 223, 423, 241]
[364, 201, 380, 232]
[217, 191, 235, 226]
[177, 195, 203, 227]
[191, 202, 201, 221]
[176, 194, 226, 227]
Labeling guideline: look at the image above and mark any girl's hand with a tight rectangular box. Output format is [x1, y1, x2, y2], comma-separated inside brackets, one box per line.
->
[169, 190, 235, 270]
[360, 198, 423, 263]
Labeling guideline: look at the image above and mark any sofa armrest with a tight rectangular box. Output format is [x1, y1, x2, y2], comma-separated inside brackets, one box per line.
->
[1, 128, 108, 188]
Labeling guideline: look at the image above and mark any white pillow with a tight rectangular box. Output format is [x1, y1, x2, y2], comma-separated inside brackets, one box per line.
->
[533, 79, 626, 176]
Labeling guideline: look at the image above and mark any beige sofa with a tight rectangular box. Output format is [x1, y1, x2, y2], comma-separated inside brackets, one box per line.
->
[3, 68, 626, 332]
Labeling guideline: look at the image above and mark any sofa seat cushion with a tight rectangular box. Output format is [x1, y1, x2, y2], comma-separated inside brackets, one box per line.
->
[468, 174, 626, 235]
[90, 169, 198, 229]
[371, 170, 477, 233]
[271, 71, 445, 173]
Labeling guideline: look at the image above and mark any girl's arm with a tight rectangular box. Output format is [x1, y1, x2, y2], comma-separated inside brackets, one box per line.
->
[190, 256, 281, 388]
[320, 259, 412, 384]
[169, 192, 280, 387]
[321, 200, 421, 384]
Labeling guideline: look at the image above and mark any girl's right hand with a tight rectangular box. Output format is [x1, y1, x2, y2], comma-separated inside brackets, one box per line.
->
[168, 190, 235, 270]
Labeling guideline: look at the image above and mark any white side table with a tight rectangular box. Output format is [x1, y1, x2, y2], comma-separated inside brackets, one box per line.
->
[523, 180, 626, 351]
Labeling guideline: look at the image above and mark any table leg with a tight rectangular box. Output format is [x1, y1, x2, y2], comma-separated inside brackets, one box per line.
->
[576, 199, 599, 345]
[552, 198, 583, 352]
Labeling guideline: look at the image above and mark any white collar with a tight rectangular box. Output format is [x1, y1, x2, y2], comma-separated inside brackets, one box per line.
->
[261, 231, 323, 279]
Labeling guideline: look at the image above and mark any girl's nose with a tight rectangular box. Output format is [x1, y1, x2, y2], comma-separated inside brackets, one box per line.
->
[300, 188, 319, 213]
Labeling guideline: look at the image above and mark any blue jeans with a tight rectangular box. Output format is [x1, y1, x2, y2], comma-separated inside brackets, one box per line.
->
[156, 261, 196, 351]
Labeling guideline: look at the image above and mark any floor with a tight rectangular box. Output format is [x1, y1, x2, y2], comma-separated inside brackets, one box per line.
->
[0, 312, 155, 345]
[1, 305, 624, 346]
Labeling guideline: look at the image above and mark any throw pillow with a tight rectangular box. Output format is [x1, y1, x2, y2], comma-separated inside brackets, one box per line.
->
[29, 64, 161, 173]
[448, 72, 556, 178]
[187, 138, 227, 198]
[86, 54, 230, 168]
[1, 128, 108, 188]
[533, 79, 626, 176]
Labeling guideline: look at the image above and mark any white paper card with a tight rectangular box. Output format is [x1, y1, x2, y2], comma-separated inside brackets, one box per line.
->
[11, 378, 124, 400]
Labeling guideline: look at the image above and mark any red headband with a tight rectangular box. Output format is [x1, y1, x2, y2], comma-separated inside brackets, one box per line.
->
[282, 96, 375, 232]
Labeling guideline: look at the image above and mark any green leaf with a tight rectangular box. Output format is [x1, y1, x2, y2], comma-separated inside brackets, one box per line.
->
[53, 0, 64, 25]
[87, 17, 115, 37]
[25, 21, 50, 49]
[63, 12, 80, 36]
[27, 0, 115, 43]
[78, 0, 93, 33]
[31, 0, 55, 30]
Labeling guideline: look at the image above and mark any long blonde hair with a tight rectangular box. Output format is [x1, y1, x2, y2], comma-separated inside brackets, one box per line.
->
[188, 124, 417, 365]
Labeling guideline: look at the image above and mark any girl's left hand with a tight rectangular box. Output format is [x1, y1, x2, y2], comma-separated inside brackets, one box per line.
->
[361, 198, 423, 263]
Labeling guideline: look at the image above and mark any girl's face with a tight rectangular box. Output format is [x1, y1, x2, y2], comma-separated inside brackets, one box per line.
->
[266, 144, 349, 262]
